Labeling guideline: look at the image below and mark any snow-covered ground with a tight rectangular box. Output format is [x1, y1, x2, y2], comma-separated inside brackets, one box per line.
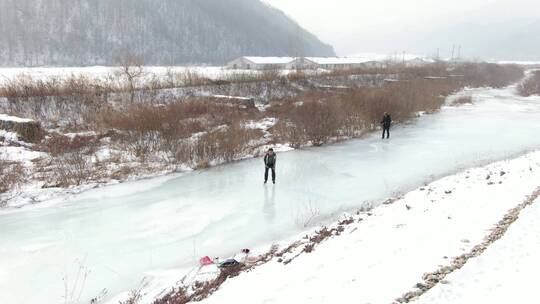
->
[197, 151, 540, 304]
[0, 65, 322, 87]
[2, 85, 540, 304]
[417, 198, 540, 304]
[496, 60, 540, 66]
[0, 66, 253, 86]
[0, 113, 34, 123]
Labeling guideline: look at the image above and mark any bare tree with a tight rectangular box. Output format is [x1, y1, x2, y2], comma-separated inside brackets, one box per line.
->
[116, 52, 145, 103]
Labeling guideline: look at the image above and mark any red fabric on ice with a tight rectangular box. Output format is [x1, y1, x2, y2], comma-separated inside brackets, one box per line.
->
[200, 256, 214, 266]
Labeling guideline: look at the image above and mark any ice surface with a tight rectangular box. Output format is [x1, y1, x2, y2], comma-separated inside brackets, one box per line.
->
[198, 151, 540, 304]
[1, 86, 540, 303]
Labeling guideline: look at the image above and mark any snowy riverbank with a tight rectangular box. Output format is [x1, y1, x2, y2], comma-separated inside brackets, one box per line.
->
[158, 150, 540, 304]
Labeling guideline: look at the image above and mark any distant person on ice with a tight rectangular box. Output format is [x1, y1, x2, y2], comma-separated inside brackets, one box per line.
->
[264, 148, 277, 184]
[381, 112, 392, 139]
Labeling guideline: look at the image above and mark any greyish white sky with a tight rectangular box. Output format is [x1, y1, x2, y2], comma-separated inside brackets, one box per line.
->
[263, 0, 540, 59]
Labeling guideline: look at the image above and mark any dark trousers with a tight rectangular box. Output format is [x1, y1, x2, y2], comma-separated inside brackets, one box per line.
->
[382, 126, 390, 139]
[265, 166, 276, 182]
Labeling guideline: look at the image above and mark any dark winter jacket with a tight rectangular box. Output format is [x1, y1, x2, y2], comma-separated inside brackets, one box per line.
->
[381, 114, 392, 128]
[264, 153, 277, 168]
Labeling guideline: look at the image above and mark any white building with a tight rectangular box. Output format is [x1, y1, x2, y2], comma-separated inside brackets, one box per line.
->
[227, 57, 295, 70]
[303, 57, 386, 70]
[227, 56, 389, 71]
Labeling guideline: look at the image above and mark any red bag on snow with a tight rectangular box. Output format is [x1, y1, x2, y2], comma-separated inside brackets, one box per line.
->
[199, 256, 214, 266]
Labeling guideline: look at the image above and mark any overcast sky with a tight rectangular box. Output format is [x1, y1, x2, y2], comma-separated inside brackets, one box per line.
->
[263, 0, 537, 57]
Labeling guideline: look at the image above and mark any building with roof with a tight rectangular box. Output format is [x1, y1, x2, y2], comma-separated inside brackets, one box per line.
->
[302, 57, 385, 70]
[227, 56, 389, 70]
[227, 56, 295, 70]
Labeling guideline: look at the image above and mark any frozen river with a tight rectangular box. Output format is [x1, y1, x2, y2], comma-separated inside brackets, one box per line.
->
[1, 86, 540, 304]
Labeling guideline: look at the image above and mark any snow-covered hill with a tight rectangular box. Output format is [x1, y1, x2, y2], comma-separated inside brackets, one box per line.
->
[0, 0, 335, 66]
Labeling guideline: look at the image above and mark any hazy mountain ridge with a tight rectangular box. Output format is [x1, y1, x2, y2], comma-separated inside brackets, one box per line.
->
[0, 0, 335, 66]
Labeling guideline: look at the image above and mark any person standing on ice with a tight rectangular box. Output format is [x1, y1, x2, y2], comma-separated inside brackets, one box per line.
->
[381, 112, 392, 139]
[264, 148, 277, 184]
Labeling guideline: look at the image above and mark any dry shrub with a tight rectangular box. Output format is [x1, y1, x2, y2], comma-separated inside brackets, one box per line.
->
[303, 243, 315, 253]
[41, 133, 98, 187]
[272, 63, 521, 148]
[0, 119, 45, 143]
[275, 100, 342, 147]
[272, 79, 454, 147]
[453, 63, 524, 88]
[451, 96, 473, 106]
[97, 98, 261, 164]
[327, 66, 380, 77]
[0, 73, 115, 99]
[274, 63, 523, 147]
[399, 63, 449, 80]
[0, 161, 25, 194]
[53, 151, 94, 187]
[309, 227, 334, 244]
[154, 264, 245, 304]
[153, 287, 189, 304]
[179, 69, 213, 87]
[259, 69, 282, 82]
[518, 71, 540, 96]
[4, 92, 108, 132]
[99, 98, 252, 136]
[119, 282, 147, 304]
[175, 124, 263, 167]
[42, 133, 98, 157]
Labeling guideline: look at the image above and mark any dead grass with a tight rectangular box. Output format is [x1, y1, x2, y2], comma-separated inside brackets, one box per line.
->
[94, 98, 262, 165]
[0, 119, 45, 143]
[153, 264, 246, 304]
[0, 73, 116, 99]
[271, 79, 453, 146]
[173, 123, 263, 167]
[451, 96, 473, 106]
[41, 133, 98, 157]
[270, 63, 523, 148]
[453, 63, 524, 88]
[0, 161, 25, 195]
[52, 151, 95, 187]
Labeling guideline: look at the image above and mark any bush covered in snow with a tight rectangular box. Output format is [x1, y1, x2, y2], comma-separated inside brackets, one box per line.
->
[518, 71, 540, 97]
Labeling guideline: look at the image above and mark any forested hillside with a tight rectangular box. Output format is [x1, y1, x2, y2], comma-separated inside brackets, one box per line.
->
[0, 0, 335, 66]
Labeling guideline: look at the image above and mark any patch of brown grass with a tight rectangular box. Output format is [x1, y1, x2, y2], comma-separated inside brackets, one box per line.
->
[41, 133, 98, 157]
[94, 98, 262, 165]
[0, 161, 25, 195]
[271, 79, 455, 147]
[451, 96, 473, 106]
[153, 264, 246, 304]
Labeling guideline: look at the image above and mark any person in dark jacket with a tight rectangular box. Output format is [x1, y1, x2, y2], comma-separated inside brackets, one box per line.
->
[381, 112, 392, 139]
[264, 148, 277, 184]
